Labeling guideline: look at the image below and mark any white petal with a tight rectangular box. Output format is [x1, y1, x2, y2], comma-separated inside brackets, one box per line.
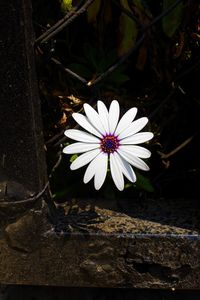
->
[83, 152, 107, 185]
[115, 107, 137, 136]
[63, 142, 99, 154]
[64, 129, 100, 143]
[118, 117, 148, 139]
[118, 149, 150, 171]
[97, 101, 109, 134]
[84, 103, 105, 134]
[119, 145, 151, 158]
[120, 132, 154, 145]
[115, 152, 136, 182]
[72, 113, 102, 138]
[94, 153, 108, 190]
[108, 100, 120, 134]
[110, 152, 124, 191]
[70, 148, 101, 170]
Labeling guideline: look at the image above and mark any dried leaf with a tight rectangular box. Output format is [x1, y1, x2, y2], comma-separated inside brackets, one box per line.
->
[118, 0, 138, 56]
[103, 1, 112, 26]
[136, 44, 148, 71]
[67, 95, 82, 105]
[162, 0, 183, 37]
[57, 112, 67, 127]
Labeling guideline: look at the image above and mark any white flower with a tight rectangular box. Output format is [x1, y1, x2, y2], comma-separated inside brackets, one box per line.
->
[63, 100, 154, 191]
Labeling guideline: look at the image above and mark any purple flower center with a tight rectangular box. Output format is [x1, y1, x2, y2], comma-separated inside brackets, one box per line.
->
[100, 135, 119, 153]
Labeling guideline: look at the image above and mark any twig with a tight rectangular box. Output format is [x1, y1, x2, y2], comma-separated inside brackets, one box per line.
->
[0, 182, 50, 206]
[89, 34, 145, 86]
[36, 0, 95, 44]
[175, 58, 200, 82]
[35, 0, 186, 88]
[35, 0, 85, 44]
[49, 151, 63, 179]
[112, 0, 143, 27]
[46, 129, 67, 146]
[51, 57, 88, 84]
[157, 132, 199, 159]
[36, 46, 88, 84]
[143, 0, 183, 32]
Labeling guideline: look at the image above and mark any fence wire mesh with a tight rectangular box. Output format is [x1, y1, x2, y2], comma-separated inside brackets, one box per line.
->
[33, 0, 200, 202]
[35, 0, 186, 88]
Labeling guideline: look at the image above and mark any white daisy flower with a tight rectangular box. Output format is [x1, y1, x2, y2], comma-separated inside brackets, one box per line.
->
[63, 100, 154, 191]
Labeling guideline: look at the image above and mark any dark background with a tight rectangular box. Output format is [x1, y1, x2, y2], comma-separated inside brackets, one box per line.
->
[1, 286, 200, 300]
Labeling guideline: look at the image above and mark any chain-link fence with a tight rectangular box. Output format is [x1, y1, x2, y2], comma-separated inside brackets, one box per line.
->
[35, 0, 187, 87]
[33, 0, 200, 200]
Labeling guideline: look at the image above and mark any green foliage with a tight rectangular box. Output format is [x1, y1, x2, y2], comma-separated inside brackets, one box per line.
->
[63, 142, 69, 147]
[135, 172, 154, 193]
[162, 0, 184, 37]
[118, 0, 138, 56]
[132, 0, 144, 11]
[60, 0, 73, 14]
[70, 154, 78, 163]
[69, 43, 130, 85]
[107, 69, 130, 85]
[125, 172, 154, 193]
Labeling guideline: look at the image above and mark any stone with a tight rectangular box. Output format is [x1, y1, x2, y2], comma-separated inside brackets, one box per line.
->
[0, 199, 200, 289]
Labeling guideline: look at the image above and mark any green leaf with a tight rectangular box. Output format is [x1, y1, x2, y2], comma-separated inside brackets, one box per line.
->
[68, 63, 92, 78]
[52, 189, 68, 199]
[61, 0, 73, 14]
[108, 71, 130, 85]
[87, 0, 101, 24]
[118, 0, 138, 56]
[125, 172, 154, 193]
[63, 142, 69, 147]
[133, 0, 144, 11]
[70, 154, 78, 163]
[162, 0, 183, 37]
[135, 172, 154, 193]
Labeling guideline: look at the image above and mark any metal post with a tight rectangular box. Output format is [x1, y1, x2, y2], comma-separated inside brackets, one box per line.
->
[0, 0, 47, 219]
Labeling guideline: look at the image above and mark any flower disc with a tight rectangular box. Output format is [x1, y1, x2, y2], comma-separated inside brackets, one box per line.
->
[100, 135, 119, 153]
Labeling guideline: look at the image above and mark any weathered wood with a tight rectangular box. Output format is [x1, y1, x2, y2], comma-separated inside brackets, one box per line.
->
[0, 0, 47, 218]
